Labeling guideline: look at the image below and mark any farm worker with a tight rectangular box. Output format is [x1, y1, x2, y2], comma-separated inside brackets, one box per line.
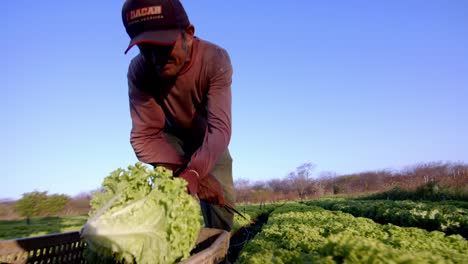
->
[121, 0, 235, 231]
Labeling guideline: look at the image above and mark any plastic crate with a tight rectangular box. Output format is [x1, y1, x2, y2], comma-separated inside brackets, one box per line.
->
[0, 228, 229, 264]
[0, 231, 85, 264]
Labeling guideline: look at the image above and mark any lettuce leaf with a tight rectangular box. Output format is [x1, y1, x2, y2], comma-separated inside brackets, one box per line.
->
[81, 163, 201, 264]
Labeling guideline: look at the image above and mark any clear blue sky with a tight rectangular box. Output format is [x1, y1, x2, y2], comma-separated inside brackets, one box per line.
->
[3, 0, 467, 200]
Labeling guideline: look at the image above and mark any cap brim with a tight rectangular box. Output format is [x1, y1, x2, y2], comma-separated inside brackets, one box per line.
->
[124, 29, 179, 54]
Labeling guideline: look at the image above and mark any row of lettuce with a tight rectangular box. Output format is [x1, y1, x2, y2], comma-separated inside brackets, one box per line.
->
[236, 201, 468, 263]
[305, 198, 467, 238]
[232, 203, 278, 233]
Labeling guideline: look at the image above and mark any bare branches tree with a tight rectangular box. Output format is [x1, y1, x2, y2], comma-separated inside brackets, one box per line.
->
[288, 162, 316, 200]
[234, 179, 251, 204]
[267, 179, 291, 194]
[232, 161, 468, 204]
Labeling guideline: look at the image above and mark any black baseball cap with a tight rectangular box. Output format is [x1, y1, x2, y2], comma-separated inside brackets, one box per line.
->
[122, 0, 190, 54]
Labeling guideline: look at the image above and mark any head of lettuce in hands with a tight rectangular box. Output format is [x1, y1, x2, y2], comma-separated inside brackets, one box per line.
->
[81, 162, 201, 264]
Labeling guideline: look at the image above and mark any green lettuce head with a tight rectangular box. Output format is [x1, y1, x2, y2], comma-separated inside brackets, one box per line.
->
[81, 162, 201, 264]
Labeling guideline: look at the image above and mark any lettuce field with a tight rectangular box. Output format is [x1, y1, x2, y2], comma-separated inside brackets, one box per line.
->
[236, 202, 467, 263]
[1, 198, 467, 263]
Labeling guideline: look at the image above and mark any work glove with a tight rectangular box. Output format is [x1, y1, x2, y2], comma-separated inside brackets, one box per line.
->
[198, 173, 226, 207]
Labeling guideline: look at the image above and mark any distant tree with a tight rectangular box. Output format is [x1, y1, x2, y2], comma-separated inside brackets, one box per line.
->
[288, 162, 316, 200]
[15, 191, 48, 223]
[65, 192, 92, 215]
[44, 194, 70, 215]
[250, 189, 273, 206]
[318, 171, 338, 195]
[234, 179, 251, 204]
[249, 181, 268, 205]
[251, 181, 268, 191]
[15, 191, 71, 223]
[267, 178, 291, 194]
[450, 164, 468, 188]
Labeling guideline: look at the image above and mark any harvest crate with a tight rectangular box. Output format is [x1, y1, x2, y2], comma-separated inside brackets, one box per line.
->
[0, 228, 230, 264]
[181, 228, 230, 264]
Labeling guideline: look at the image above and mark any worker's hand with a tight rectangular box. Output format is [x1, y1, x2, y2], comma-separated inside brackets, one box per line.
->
[198, 174, 226, 207]
[178, 169, 200, 196]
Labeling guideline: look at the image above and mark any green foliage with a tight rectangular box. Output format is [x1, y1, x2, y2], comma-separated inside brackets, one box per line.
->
[14, 191, 71, 219]
[232, 212, 252, 233]
[0, 215, 87, 240]
[44, 194, 71, 215]
[362, 182, 468, 201]
[306, 198, 468, 238]
[14, 191, 46, 219]
[82, 162, 201, 264]
[237, 203, 468, 264]
[232, 203, 279, 233]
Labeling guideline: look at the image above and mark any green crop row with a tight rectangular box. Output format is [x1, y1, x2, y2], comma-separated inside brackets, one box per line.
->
[237, 203, 468, 264]
[232, 203, 282, 233]
[0, 216, 87, 240]
[305, 198, 468, 238]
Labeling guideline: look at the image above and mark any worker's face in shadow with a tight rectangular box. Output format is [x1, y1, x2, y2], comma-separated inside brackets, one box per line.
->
[138, 25, 194, 78]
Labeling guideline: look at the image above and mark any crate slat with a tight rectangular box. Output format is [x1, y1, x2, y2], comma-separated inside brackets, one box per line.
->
[1, 228, 229, 264]
[0, 232, 85, 264]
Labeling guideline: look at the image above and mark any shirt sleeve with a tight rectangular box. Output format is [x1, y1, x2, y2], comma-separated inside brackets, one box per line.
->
[187, 47, 233, 177]
[128, 58, 186, 166]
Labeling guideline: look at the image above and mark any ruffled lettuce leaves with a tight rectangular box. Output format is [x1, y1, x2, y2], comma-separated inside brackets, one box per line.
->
[81, 163, 201, 264]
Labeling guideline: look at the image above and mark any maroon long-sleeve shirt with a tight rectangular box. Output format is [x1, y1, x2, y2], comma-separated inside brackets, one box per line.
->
[127, 37, 233, 178]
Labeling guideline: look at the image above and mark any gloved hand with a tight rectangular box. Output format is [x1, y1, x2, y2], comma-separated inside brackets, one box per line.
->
[198, 173, 226, 207]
